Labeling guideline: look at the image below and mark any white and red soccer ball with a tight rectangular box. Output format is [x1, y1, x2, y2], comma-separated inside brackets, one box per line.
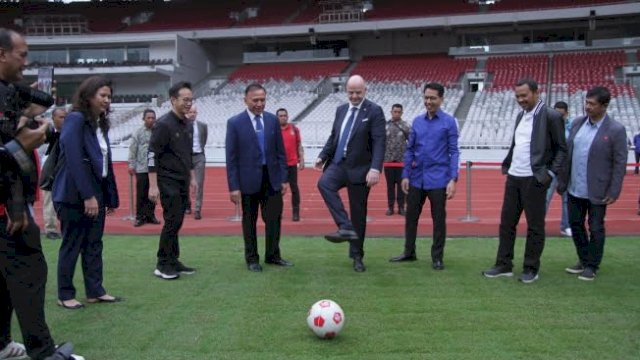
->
[306, 299, 345, 339]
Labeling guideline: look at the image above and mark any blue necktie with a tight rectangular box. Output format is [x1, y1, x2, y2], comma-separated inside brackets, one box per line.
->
[255, 115, 266, 165]
[333, 107, 357, 164]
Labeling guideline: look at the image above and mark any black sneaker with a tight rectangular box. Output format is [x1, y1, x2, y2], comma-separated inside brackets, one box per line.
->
[518, 271, 539, 284]
[153, 265, 180, 280]
[578, 267, 596, 281]
[482, 267, 513, 278]
[565, 262, 585, 274]
[175, 261, 196, 275]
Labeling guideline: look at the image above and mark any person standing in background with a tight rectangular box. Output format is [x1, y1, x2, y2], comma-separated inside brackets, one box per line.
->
[188, 104, 207, 220]
[544, 101, 572, 237]
[41, 107, 66, 239]
[383, 103, 410, 216]
[633, 131, 640, 175]
[128, 109, 160, 227]
[278, 108, 304, 222]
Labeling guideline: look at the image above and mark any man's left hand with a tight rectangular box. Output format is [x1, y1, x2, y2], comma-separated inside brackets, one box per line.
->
[446, 180, 456, 200]
[366, 170, 380, 187]
[281, 183, 289, 196]
[602, 196, 616, 205]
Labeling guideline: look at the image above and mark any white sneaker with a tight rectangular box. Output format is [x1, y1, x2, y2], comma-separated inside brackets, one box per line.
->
[560, 227, 572, 237]
[0, 341, 27, 360]
[70, 355, 85, 360]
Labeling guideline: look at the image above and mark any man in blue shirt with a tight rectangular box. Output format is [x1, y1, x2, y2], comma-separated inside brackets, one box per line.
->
[389, 82, 459, 270]
[558, 86, 627, 281]
[633, 131, 640, 175]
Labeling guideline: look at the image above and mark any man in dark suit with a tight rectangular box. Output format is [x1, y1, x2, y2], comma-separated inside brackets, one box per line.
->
[482, 78, 567, 283]
[225, 83, 292, 272]
[315, 75, 386, 272]
[558, 86, 627, 281]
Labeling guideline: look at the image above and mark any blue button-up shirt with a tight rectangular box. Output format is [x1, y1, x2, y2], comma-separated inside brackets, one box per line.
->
[402, 109, 459, 190]
[568, 116, 604, 199]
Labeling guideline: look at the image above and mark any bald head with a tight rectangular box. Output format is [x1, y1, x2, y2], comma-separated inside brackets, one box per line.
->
[346, 75, 367, 106]
[187, 104, 198, 122]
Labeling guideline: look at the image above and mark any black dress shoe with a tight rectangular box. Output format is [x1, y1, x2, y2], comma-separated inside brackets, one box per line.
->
[46, 232, 61, 240]
[265, 258, 294, 267]
[432, 260, 445, 270]
[398, 208, 406, 216]
[389, 254, 417, 262]
[247, 263, 263, 272]
[324, 229, 358, 243]
[147, 217, 161, 225]
[194, 211, 202, 220]
[385, 208, 393, 216]
[134, 219, 145, 227]
[353, 257, 366, 272]
[292, 213, 300, 222]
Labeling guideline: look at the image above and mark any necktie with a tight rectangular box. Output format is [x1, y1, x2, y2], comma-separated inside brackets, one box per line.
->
[333, 107, 357, 165]
[255, 115, 265, 165]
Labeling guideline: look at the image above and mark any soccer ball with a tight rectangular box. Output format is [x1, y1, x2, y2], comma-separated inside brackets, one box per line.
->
[306, 299, 345, 339]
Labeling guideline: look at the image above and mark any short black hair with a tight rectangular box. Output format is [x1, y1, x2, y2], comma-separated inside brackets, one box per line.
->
[423, 82, 445, 98]
[586, 86, 611, 106]
[168, 81, 192, 98]
[515, 78, 538, 92]
[245, 83, 266, 96]
[276, 108, 288, 116]
[392, 104, 403, 110]
[553, 101, 568, 111]
[0, 28, 20, 51]
[142, 108, 156, 118]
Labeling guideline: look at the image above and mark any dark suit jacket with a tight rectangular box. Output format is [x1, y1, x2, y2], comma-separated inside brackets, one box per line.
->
[502, 104, 567, 184]
[52, 111, 119, 208]
[318, 99, 386, 183]
[557, 115, 627, 204]
[225, 110, 287, 194]
[196, 120, 207, 150]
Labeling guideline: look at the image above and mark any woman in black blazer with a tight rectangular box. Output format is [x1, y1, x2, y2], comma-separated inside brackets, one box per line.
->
[52, 76, 120, 309]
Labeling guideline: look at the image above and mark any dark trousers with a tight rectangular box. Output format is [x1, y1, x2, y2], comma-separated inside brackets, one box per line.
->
[56, 203, 107, 300]
[635, 152, 639, 174]
[568, 194, 607, 271]
[384, 167, 405, 210]
[241, 166, 283, 264]
[317, 163, 370, 259]
[157, 176, 188, 266]
[287, 165, 300, 214]
[403, 186, 447, 261]
[495, 175, 548, 273]
[135, 172, 156, 221]
[0, 215, 56, 360]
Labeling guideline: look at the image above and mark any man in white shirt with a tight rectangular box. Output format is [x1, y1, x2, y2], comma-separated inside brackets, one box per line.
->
[186, 105, 207, 220]
[482, 79, 567, 283]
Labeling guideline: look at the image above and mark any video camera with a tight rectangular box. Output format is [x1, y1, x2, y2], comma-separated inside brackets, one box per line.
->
[0, 82, 56, 143]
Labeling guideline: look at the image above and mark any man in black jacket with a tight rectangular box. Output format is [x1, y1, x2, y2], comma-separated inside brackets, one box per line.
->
[482, 78, 567, 284]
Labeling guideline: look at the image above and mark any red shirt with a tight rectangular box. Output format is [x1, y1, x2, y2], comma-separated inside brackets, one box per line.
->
[280, 124, 301, 166]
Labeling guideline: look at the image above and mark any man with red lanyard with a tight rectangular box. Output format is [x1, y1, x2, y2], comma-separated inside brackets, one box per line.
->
[277, 108, 304, 221]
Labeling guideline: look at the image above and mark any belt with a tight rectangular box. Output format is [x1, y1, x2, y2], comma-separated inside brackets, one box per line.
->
[192, 152, 204, 156]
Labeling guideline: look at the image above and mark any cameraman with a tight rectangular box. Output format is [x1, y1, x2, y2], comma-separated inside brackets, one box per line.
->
[0, 28, 83, 360]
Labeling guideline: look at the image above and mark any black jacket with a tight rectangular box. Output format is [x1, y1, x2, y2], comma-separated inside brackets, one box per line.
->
[502, 104, 567, 184]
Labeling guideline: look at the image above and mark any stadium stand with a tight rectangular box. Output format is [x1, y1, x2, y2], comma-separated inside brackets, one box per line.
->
[228, 61, 349, 82]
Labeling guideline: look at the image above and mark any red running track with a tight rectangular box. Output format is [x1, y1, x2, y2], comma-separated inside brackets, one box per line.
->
[33, 162, 640, 237]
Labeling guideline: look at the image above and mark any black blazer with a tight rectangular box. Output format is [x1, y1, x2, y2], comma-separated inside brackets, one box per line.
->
[502, 105, 567, 184]
[318, 98, 386, 183]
